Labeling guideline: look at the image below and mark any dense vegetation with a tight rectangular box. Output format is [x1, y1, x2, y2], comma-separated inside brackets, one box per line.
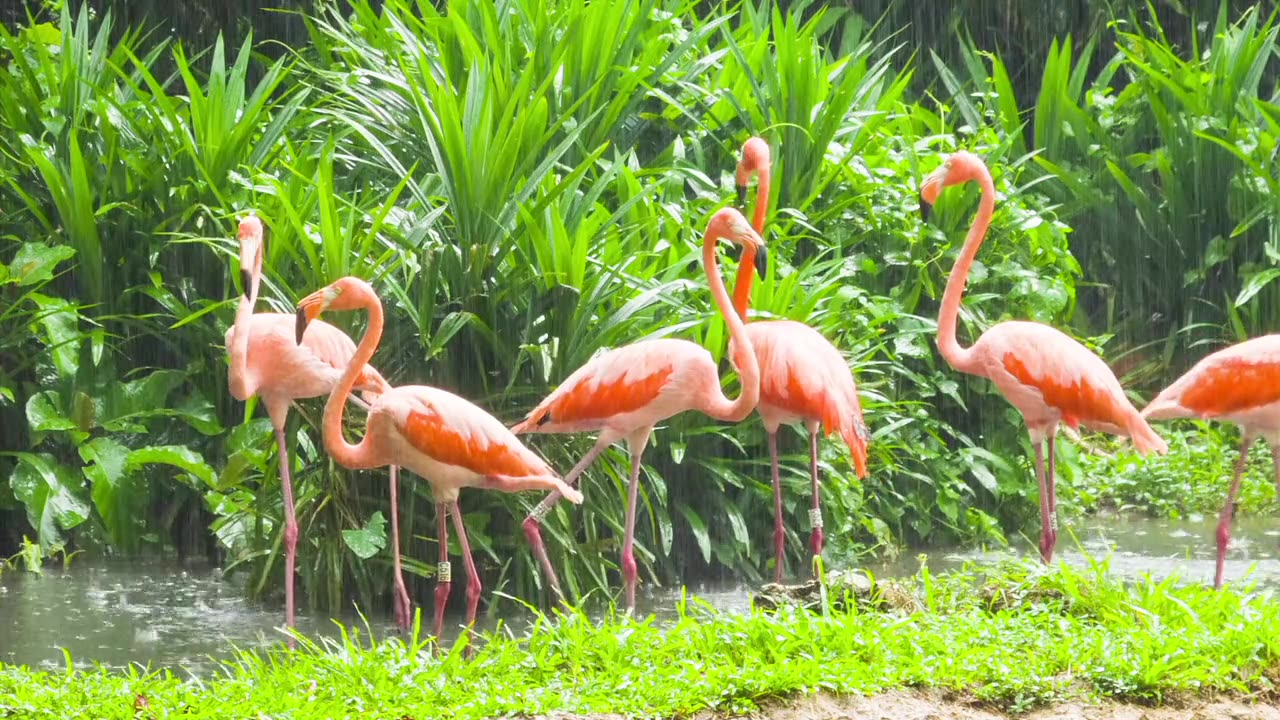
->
[2, 0, 1279, 622]
[3, 561, 1279, 716]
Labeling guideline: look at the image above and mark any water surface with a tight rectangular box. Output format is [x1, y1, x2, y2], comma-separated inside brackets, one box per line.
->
[2, 514, 1278, 675]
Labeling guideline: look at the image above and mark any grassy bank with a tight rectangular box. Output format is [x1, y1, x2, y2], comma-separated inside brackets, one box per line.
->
[2, 561, 1277, 718]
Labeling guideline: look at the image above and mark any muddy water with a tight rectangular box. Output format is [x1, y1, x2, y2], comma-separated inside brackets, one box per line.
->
[1, 514, 1277, 675]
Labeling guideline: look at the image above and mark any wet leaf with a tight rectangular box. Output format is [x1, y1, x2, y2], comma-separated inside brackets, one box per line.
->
[9, 452, 90, 547]
[6, 242, 76, 286]
[127, 446, 217, 488]
[342, 511, 388, 559]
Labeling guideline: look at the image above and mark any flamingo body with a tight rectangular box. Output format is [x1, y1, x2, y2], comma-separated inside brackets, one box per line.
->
[734, 320, 870, 475]
[966, 320, 1164, 448]
[513, 339, 724, 436]
[362, 385, 570, 502]
[1145, 334, 1280, 431]
[226, 313, 386, 409]
[1142, 334, 1280, 589]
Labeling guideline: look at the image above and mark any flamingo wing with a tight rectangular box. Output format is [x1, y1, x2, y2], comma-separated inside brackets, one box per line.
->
[395, 387, 555, 479]
[299, 317, 389, 393]
[986, 322, 1136, 431]
[513, 340, 682, 433]
[1145, 334, 1280, 420]
[751, 321, 870, 476]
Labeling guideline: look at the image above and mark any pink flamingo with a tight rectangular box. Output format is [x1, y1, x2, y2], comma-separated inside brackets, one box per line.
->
[1142, 334, 1280, 588]
[731, 137, 870, 582]
[294, 276, 583, 642]
[225, 214, 411, 637]
[919, 152, 1168, 563]
[513, 207, 767, 611]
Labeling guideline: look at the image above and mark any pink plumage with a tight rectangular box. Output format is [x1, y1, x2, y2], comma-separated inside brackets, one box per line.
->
[1143, 333, 1280, 589]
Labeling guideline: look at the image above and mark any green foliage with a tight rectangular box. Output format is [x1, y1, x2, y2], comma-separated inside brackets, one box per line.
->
[4, 0, 1278, 621]
[1, 561, 1278, 716]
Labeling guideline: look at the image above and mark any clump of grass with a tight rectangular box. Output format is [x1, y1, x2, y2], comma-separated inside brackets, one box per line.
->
[1, 560, 1276, 717]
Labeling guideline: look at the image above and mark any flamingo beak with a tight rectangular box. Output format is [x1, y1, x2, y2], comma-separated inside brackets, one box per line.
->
[735, 183, 748, 208]
[295, 307, 309, 345]
[919, 166, 946, 223]
[919, 196, 933, 223]
[753, 242, 769, 277]
[240, 269, 253, 299]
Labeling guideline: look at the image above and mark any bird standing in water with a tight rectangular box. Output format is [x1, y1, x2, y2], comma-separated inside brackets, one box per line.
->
[225, 214, 402, 639]
[296, 276, 583, 644]
[1143, 334, 1280, 588]
[919, 151, 1168, 564]
[730, 137, 870, 582]
[513, 207, 768, 611]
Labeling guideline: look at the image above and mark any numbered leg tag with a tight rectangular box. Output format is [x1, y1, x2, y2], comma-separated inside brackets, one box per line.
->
[808, 508, 824, 529]
[530, 500, 553, 522]
[437, 561, 452, 584]
[1050, 511, 1058, 532]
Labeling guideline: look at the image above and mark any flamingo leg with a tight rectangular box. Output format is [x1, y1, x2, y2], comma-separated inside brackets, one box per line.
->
[449, 500, 482, 650]
[808, 429, 825, 567]
[272, 424, 299, 646]
[767, 431, 785, 584]
[1046, 434, 1058, 549]
[621, 443, 646, 612]
[522, 436, 610, 601]
[389, 465, 411, 633]
[432, 502, 451, 642]
[1033, 442, 1054, 564]
[1215, 436, 1251, 590]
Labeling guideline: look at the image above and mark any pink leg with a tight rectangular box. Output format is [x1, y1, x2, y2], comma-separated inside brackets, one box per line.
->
[388, 465, 411, 632]
[621, 448, 644, 612]
[273, 425, 299, 646]
[767, 431, 785, 584]
[1033, 442, 1054, 564]
[432, 502, 451, 642]
[1047, 435, 1058, 518]
[449, 500, 482, 652]
[808, 429, 824, 567]
[522, 436, 610, 601]
[1215, 436, 1251, 589]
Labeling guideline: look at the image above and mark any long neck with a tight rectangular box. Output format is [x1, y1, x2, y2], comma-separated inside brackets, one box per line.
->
[937, 170, 996, 373]
[227, 265, 259, 399]
[731, 166, 770, 320]
[704, 238, 761, 422]
[323, 292, 384, 469]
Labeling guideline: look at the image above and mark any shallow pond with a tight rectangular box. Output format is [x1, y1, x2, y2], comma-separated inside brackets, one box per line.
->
[2, 514, 1278, 675]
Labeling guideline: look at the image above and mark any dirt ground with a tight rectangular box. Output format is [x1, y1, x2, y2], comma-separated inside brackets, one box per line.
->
[536, 689, 1280, 720]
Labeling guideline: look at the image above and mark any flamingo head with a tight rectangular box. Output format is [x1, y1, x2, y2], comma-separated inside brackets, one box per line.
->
[294, 276, 375, 344]
[237, 213, 265, 300]
[734, 136, 770, 208]
[919, 150, 986, 222]
[707, 207, 768, 278]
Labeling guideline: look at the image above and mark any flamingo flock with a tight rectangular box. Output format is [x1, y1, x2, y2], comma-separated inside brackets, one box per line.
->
[225, 141, 1273, 650]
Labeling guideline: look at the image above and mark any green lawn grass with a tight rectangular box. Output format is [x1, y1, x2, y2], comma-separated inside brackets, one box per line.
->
[2, 559, 1277, 718]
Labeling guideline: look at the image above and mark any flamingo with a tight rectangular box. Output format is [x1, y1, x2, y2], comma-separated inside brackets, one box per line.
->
[225, 213, 412, 637]
[731, 137, 870, 582]
[294, 276, 584, 643]
[1142, 334, 1280, 588]
[918, 151, 1168, 563]
[512, 207, 767, 611]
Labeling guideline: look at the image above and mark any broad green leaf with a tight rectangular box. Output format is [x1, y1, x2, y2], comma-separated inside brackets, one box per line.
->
[127, 446, 217, 488]
[1235, 267, 1280, 307]
[9, 452, 91, 547]
[6, 242, 76, 286]
[342, 511, 388, 560]
[27, 292, 81, 379]
[25, 391, 75, 434]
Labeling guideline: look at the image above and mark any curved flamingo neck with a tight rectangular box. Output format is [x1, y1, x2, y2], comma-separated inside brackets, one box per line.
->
[704, 230, 761, 422]
[228, 260, 262, 399]
[323, 288, 384, 470]
[937, 167, 996, 374]
[732, 165, 770, 320]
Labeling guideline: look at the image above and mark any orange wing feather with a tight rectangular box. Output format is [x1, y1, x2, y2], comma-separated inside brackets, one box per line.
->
[1002, 351, 1127, 429]
[403, 410, 545, 478]
[520, 367, 674, 429]
[1178, 359, 1280, 417]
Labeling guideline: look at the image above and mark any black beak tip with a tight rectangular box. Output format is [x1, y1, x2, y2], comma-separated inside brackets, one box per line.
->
[295, 308, 309, 345]
[240, 269, 252, 299]
[753, 244, 769, 277]
[734, 184, 748, 209]
[919, 196, 933, 223]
